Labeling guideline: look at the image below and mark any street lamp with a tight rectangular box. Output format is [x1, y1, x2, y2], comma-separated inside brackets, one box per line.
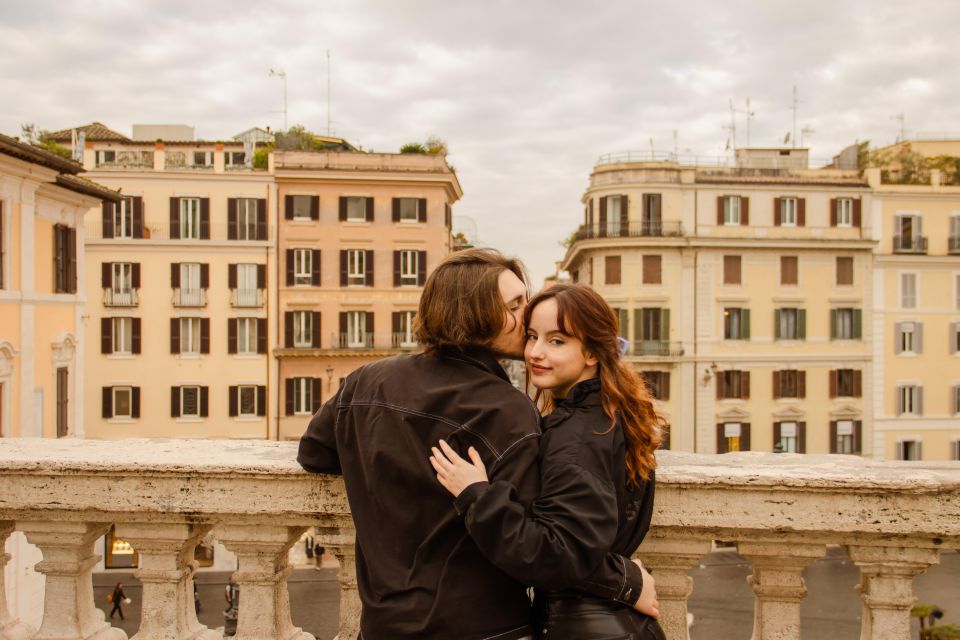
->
[325, 365, 334, 391]
[269, 68, 288, 132]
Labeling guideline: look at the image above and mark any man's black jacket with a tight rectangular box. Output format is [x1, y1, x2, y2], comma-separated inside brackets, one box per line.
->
[298, 347, 643, 640]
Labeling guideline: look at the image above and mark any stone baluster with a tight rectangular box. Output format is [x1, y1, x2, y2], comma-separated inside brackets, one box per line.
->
[315, 526, 360, 640]
[216, 524, 313, 640]
[0, 522, 35, 640]
[17, 521, 125, 640]
[636, 529, 712, 640]
[847, 545, 940, 640]
[738, 540, 824, 640]
[112, 522, 220, 640]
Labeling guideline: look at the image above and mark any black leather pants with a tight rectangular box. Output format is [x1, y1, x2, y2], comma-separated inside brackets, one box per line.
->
[532, 593, 666, 640]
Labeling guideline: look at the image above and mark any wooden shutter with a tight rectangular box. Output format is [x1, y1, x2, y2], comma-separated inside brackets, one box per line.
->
[310, 196, 320, 221]
[338, 197, 348, 221]
[772, 370, 781, 399]
[598, 197, 607, 237]
[587, 198, 594, 229]
[366, 197, 375, 222]
[741, 197, 750, 225]
[228, 319, 238, 354]
[229, 386, 238, 417]
[660, 309, 670, 341]
[773, 422, 781, 448]
[853, 370, 863, 397]
[227, 198, 238, 240]
[257, 264, 266, 289]
[256, 198, 267, 240]
[311, 378, 322, 412]
[200, 387, 209, 417]
[339, 312, 348, 343]
[257, 318, 267, 354]
[605, 256, 621, 285]
[102, 387, 113, 418]
[830, 198, 838, 226]
[102, 202, 114, 238]
[312, 311, 321, 347]
[773, 198, 782, 226]
[200, 318, 210, 354]
[286, 250, 295, 286]
[716, 424, 726, 453]
[445, 202, 452, 228]
[661, 372, 670, 401]
[798, 423, 807, 453]
[797, 198, 806, 226]
[853, 309, 863, 340]
[853, 421, 863, 454]
[829, 370, 837, 398]
[830, 309, 838, 340]
[717, 196, 725, 225]
[284, 312, 294, 348]
[131, 387, 140, 419]
[619, 195, 629, 236]
[798, 371, 806, 398]
[171, 387, 181, 418]
[741, 423, 751, 450]
[828, 421, 838, 453]
[741, 371, 750, 399]
[131, 263, 141, 289]
[101, 318, 112, 354]
[392, 311, 402, 336]
[170, 318, 180, 354]
[393, 251, 401, 286]
[365, 250, 374, 287]
[852, 198, 862, 227]
[724, 256, 741, 285]
[171, 263, 181, 288]
[774, 309, 782, 340]
[228, 264, 237, 289]
[132, 197, 144, 238]
[916, 387, 924, 416]
[392, 198, 400, 222]
[132, 318, 141, 354]
[284, 195, 294, 220]
[798, 309, 807, 340]
[200, 263, 210, 289]
[340, 250, 348, 286]
[66, 228, 77, 293]
[366, 312, 375, 344]
[285, 379, 294, 416]
[643, 255, 661, 284]
[418, 198, 427, 223]
[742, 308, 751, 340]
[418, 250, 427, 286]
[199, 198, 210, 239]
[257, 386, 266, 417]
[101, 263, 111, 288]
[311, 249, 321, 286]
[716, 371, 726, 399]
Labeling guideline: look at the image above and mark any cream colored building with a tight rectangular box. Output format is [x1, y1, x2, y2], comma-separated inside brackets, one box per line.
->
[0, 132, 119, 441]
[273, 150, 462, 440]
[564, 148, 878, 456]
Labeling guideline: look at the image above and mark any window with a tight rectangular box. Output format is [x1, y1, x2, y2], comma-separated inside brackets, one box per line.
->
[642, 255, 661, 285]
[53, 224, 76, 293]
[831, 308, 861, 340]
[346, 311, 368, 347]
[109, 262, 136, 305]
[724, 308, 750, 340]
[347, 250, 366, 286]
[291, 377, 314, 415]
[723, 256, 741, 285]
[952, 439, 960, 461]
[639, 308, 665, 342]
[953, 385, 960, 415]
[397, 198, 419, 222]
[235, 263, 259, 301]
[113, 387, 133, 418]
[836, 257, 854, 286]
[606, 196, 622, 236]
[901, 273, 917, 309]
[294, 249, 312, 286]
[723, 196, 741, 225]
[192, 151, 213, 167]
[774, 370, 805, 399]
[779, 197, 798, 226]
[897, 385, 922, 416]
[180, 198, 201, 240]
[717, 423, 750, 453]
[236, 318, 258, 354]
[895, 214, 923, 251]
[896, 439, 922, 461]
[896, 322, 921, 354]
[776, 422, 799, 453]
[835, 369, 860, 397]
[717, 370, 749, 400]
[225, 151, 246, 167]
[237, 385, 258, 417]
[346, 197, 368, 222]
[114, 197, 134, 239]
[235, 198, 259, 240]
[293, 311, 313, 348]
[290, 195, 314, 219]
[605, 256, 621, 285]
[180, 318, 202, 354]
[56, 367, 68, 438]
[775, 308, 805, 341]
[176, 263, 205, 306]
[400, 251, 419, 286]
[641, 371, 670, 401]
[394, 311, 417, 347]
[836, 198, 853, 227]
[181, 386, 201, 417]
[834, 420, 856, 454]
[112, 318, 134, 354]
[780, 256, 798, 286]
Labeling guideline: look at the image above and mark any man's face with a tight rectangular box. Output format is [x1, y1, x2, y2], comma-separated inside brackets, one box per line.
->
[489, 269, 528, 359]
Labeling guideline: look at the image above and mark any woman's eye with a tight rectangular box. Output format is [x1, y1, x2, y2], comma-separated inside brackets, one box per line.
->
[550, 338, 564, 346]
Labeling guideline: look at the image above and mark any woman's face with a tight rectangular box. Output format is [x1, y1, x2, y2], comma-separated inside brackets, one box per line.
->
[524, 298, 597, 398]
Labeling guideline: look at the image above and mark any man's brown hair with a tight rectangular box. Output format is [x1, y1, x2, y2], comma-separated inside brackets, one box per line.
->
[415, 248, 526, 351]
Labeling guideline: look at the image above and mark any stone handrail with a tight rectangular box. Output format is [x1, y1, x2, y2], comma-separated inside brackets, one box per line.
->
[0, 439, 957, 640]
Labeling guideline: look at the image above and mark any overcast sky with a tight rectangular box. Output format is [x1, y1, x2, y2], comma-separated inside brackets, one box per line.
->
[3, 0, 958, 285]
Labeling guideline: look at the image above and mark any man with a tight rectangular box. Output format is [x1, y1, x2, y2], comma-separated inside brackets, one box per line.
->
[298, 249, 651, 639]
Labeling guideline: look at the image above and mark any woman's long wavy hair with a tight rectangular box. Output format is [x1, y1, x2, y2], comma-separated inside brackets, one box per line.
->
[524, 284, 663, 483]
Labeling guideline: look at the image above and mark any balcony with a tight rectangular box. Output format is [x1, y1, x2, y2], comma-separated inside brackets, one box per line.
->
[893, 234, 928, 254]
[0, 439, 956, 640]
[574, 220, 684, 241]
[95, 150, 154, 170]
[391, 332, 419, 349]
[336, 332, 374, 349]
[949, 236, 960, 255]
[632, 340, 684, 357]
[231, 288, 265, 308]
[172, 288, 207, 308]
[102, 288, 139, 307]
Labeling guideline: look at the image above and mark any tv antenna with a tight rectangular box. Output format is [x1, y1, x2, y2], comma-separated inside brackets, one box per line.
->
[891, 112, 905, 142]
[790, 86, 801, 148]
[269, 68, 288, 131]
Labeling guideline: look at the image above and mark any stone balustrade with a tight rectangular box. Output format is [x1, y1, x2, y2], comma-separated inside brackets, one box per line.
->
[0, 439, 957, 640]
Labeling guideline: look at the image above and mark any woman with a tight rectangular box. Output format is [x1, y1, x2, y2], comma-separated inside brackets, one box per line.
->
[431, 283, 665, 639]
[109, 582, 126, 621]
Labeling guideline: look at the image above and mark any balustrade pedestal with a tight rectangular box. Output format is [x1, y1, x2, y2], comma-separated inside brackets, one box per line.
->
[0, 522, 35, 640]
[636, 530, 712, 640]
[315, 526, 359, 640]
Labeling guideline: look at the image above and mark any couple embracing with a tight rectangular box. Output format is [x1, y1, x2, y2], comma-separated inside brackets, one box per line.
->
[298, 249, 666, 640]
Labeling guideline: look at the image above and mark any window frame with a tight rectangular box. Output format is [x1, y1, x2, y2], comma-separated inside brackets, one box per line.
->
[606, 196, 622, 236]
[236, 317, 258, 354]
[778, 421, 798, 453]
[835, 420, 855, 454]
[723, 308, 747, 340]
[897, 439, 922, 461]
[835, 308, 855, 340]
[779, 197, 798, 226]
[235, 198, 259, 240]
[899, 322, 916, 353]
[347, 250, 366, 286]
[836, 198, 853, 227]
[237, 384, 258, 417]
[900, 272, 918, 309]
[291, 195, 314, 220]
[179, 317, 202, 355]
[180, 385, 201, 418]
[112, 386, 133, 419]
[397, 310, 417, 347]
[179, 198, 201, 240]
[398, 198, 419, 222]
[399, 250, 419, 285]
[112, 317, 133, 355]
[114, 197, 135, 239]
[345, 196, 368, 222]
[777, 308, 800, 341]
[112, 263, 133, 295]
[723, 196, 741, 226]
[723, 422, 743, 452]
[293, 249, 312, 286]
[292, 311, 313, 348]
[293, 377, 313, 415]
[836, 256, 854, 286]
[346, 311, 367, 347]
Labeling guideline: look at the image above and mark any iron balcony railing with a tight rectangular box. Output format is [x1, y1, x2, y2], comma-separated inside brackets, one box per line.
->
[893, 234, 928, 254]
[336, 332, 374, 349]
[231, 288, 265, 308]
[391, 332, 419, 349]
[172, 288, 207, 308]
[948, 236, 960, 255]
[102, 288, 139, 307]
[574, 221, 684, 241]
[631, 340, 684, 357]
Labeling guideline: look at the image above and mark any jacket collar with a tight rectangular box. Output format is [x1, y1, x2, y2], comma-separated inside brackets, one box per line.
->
[542, 377, 602, 430]
[437, 345, 512, 384]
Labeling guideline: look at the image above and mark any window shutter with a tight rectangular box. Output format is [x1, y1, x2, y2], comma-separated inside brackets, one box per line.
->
[257, 318, 267, 354]
[661, 372, 670, 400]
[365, 249, 374, 287]
[228, 264, 237, 289]
[716, 424, 726, 453]
[339, 312, 348, 341]
[102, 387, 113, 419]
[338, 197, 347, 221]
[200, 386, 209, 417]
[171, 263, 181, 288]
[741, 423, 751, 451]
[311, 249, 321, 286]
[67, 228, 77, 293]
[798, 371, 806, 398]
[829, 422, 838, 453]
[366, 197, 375, 222]
[853, 198, 862, 227]
[445, 202, 451, 228]
[853, 370, 863, 397]
[101, 263, 111, 288]
[392, 312, 402, 335]
[312, 311, 321, 347]
[310, 196, 320, 221]
[132, 318, 141, 354]
[286, 250, 295, 286]
[587, 198, 594, 229]
[853, 309, 863, 340]
[418, 251, 427, 286]
[660, 308, 670, 341]
[200, 263, 209, 289]
[312, 379, 322, 412]
[830, 198, 838, 226]
[227, 198, 237, 240]
[284, 195, 294, 220]
[716, 371, 725, 399]
[915, 321, 923, 353]
[229, 386, 238, 417]
[853, 421, 863, 454]
[285, 379, 294, 416]
[772, 371, 781, 399]
[131, 387, 140, 419]
[199, 198, 210, 239]
[741, 197, 750, 225]
[773, 197, 782, 226]
[797, 198, 806, 226]
[829, 370, 837, 398]
[605, 256, 621, 285]
[716, 196, 724, 225]
[257, 386, 266, 417]
[742, 371, 750, 399]
[619, 195, 629, 236]
[774, 309, 782, 340]
[170, 318, 180, 354]
[228, 319, 237, 354]
[743, 308, 751, 340]
[340, 250, 348, 286]
[284, 312, 293, 348]
[257, 264, 266, 289]
[132, 263, 141, 289]
[633, 308, 643, 346]
[798, 309, 807, 340]
[896, 386, 904, 415]
[102, 202, 115, 238]
[101, 318, 112, 354]
[171, 387, 181, 418]
[418, 198, 427, 223]
[773, 422, 781, 447]
[830, 309, 838, 340]
[617, 308, 629, 339]
[393, 251, 401, 286]
[894, 322, 903, 354]
[257, 198, 267, 240]
[132, 197, 144, 238]
[366, 312, 375, 343]
[598, 197, 607, 237]
[200, 318, 210, 354]
[952, 322, 959, 354]
[917, 387, 924, 416]
[392, 198, 401, 222]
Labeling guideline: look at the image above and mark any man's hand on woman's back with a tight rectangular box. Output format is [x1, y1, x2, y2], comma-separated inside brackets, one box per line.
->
[632, 558, 659, 619]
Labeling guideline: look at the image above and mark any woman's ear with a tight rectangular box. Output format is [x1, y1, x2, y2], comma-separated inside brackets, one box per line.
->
[583, 349, 598, 367]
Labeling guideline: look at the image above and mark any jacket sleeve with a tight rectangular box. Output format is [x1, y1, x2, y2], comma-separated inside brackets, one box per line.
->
[297, 387, 342, 475]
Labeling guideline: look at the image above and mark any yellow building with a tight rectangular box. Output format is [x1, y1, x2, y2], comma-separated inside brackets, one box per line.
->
[0, 133, 119, 439]
[564, 148, 877, 455]
[273, 150, 462, 440]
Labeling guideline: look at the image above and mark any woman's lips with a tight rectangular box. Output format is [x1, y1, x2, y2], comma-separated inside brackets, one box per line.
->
[529, 364, 551, 375]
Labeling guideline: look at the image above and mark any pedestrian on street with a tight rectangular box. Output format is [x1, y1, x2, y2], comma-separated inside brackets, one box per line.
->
[109, 582, 126, 621]
[194, 582, 201, 614]
[314, 543, 325, 568]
